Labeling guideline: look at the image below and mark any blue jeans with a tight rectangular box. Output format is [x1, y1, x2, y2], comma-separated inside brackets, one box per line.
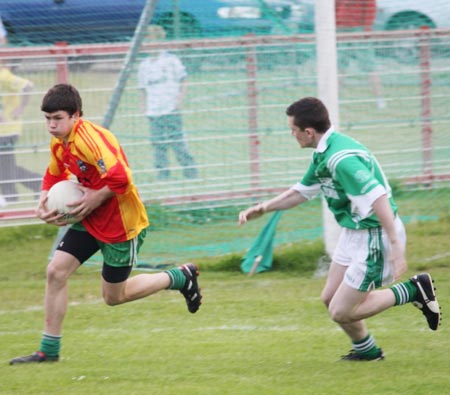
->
[148, 113, 197, 179]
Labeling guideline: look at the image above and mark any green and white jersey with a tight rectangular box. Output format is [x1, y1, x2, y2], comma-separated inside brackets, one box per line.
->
[291, 128, 397, 229]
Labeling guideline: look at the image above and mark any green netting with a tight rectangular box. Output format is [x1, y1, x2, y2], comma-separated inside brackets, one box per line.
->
[0, 1, 449, 267]
[108, 27, 450, 265]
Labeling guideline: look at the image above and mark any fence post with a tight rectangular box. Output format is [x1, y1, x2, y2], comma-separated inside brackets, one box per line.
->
[245, 40, 260, 190]
[316, 1, 341, 260]
[55, 42, 68, 83]
[102, 0, 157, 128]
[419, 27, 433, 185]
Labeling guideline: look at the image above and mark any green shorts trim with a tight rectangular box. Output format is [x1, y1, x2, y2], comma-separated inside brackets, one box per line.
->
[71, 222, 147, 268]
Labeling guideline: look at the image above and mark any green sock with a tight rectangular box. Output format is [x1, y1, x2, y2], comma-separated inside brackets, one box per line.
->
[390, 280, 417, 305]
[165, 267, 186, 290]
[40, 333, 61, 357]
[352, 334, 380, 358]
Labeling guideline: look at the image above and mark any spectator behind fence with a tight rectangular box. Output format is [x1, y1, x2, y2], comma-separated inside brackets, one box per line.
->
[0, 59, 41, 203]
[336, 0, 386, 109]
[138, 25, 198, 181]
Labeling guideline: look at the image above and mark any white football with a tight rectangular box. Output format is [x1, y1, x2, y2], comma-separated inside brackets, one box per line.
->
[47, 180, 84, 223]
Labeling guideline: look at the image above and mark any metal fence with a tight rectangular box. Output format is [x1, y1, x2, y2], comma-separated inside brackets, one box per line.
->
[0, 29, 449, 263]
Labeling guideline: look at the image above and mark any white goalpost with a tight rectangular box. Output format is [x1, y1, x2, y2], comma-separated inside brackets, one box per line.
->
[315, 1, 342, 261]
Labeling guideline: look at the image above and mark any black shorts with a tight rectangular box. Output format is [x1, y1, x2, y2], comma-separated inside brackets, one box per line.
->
[56, 228, 132, 283]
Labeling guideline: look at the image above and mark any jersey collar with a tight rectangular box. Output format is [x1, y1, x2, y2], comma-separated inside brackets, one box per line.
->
[66, 118, 83, 143]
[315, 126, 335, 153]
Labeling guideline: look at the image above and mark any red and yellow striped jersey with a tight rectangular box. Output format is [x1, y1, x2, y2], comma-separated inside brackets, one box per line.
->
[42, 118, 149, 243]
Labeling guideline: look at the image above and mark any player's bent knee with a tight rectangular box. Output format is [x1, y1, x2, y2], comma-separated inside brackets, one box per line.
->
[102, 280, 128, 306]
[102, 292, 122, 306]
[328, 306, 352, 324]
[46, 262, 69, 284]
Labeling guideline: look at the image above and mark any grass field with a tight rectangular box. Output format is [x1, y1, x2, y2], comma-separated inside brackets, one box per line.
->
[0, 218, 449, 395]
[1, 27, 449, 395]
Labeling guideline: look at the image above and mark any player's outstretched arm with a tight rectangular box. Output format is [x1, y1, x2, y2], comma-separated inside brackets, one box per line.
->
[239, 188, 306, 225]
[238, 203, 265, 224]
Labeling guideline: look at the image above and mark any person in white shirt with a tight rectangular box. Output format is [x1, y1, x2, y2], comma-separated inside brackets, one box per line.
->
[138, 25, 197, 180]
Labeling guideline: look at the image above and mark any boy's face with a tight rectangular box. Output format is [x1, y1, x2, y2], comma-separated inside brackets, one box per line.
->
[288, 115, 315, 149]
[44, 110, 78, 140]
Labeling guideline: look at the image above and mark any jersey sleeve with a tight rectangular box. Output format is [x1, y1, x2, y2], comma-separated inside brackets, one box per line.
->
[77, 124, 132, 194]
[100, 146, 133, 194]
[334, 156, 386, 218]
[290, 182, 321, 200]
[291, 162, 321, 200]
[42, 141, 71, 190]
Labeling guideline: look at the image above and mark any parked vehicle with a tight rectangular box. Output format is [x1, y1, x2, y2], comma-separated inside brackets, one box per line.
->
[374, 0, 448, 31]
[0, 0, 299, 45]
[375, 0, 450, 62]
[292, 0, 450, 63]
[293, 0, 449, 32]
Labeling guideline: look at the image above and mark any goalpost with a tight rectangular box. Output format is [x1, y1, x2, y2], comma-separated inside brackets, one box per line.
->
[315, 1, 342, 260]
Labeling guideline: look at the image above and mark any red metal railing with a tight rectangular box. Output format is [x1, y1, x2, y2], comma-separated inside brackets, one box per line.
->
[1, 28, 449, 222]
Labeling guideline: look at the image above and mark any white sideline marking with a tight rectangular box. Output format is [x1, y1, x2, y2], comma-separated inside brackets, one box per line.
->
[0, 296, 321, 316]
[0, 299, 104, 315]
[424, 251, 450, 262]
[194, 325, 300, 332]
[0, 324, 431, 337]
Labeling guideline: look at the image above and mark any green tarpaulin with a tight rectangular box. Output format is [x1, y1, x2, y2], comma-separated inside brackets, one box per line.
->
[241, 211, 283, 274]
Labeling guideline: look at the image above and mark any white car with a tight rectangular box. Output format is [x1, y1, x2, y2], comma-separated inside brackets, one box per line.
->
[291, 0, 450, 63]
[292, 0, 450, 32]
[375, 0, 450, 31]
[374, 0, 450, 63]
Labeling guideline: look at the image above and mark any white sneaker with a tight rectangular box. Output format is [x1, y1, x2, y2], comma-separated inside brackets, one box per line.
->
[410, 273, 441, 330]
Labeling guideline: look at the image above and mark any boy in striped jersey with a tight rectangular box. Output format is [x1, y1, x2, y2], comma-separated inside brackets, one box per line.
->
[10, 84, 202, 365]
[239, 97, 440, 361]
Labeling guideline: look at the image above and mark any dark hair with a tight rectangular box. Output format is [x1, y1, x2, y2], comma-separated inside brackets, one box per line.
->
[41, 83, 83, 116]
[286, 97, 330, 133]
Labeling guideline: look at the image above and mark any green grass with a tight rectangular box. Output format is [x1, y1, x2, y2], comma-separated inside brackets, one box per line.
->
[0, 219, 449, 395]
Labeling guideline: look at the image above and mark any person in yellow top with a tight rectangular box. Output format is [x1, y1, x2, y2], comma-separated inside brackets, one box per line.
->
[0, 59, 41, 202]
[10, 84, 202, 365]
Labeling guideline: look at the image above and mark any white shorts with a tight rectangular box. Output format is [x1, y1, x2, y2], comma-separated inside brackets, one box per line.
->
[332, 216, 406, 292]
